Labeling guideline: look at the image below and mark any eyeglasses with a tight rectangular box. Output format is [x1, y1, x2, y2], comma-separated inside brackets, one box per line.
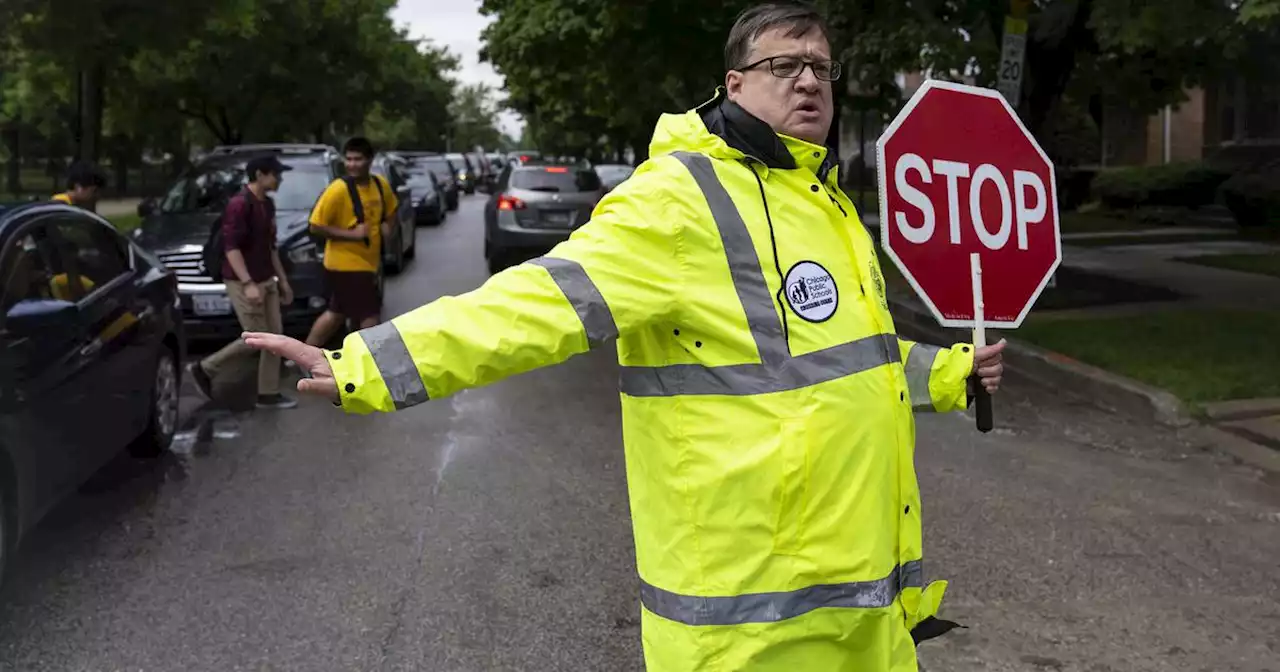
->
[736, 55, 842, 82]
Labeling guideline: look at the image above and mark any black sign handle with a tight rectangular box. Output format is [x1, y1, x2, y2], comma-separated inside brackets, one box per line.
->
[971, 375, 993, 433]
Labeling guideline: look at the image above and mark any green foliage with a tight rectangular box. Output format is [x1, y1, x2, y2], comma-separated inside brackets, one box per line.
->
[449, 84, 504, 150]
[481, 0, 1275, 164]
[1219, 161, 1280, 228]
[0, 0, 484, 172]
[1091, 162, 1231, 209]
[1018, 309, 1280, 402]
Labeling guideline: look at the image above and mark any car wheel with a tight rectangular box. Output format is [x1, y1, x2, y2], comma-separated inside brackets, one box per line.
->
[387, 234, 404, 275]
[487, 249, 513, 275]
[129, 346, 179, 458]
[405, 227, 416, 259]
[448, 197, 458, 212]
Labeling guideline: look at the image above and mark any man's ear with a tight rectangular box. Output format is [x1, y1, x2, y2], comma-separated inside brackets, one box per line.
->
[725, 70, 743, 99]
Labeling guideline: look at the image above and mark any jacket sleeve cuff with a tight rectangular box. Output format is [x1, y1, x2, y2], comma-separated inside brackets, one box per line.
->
[929, 343, 976, 413]
[324, 331, 395, 414]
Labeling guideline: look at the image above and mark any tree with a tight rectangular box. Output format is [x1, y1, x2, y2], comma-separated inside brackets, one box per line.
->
[1, 0, 236, 161]
[449, 84, 503, 150]
[482, 0, 1272, 166]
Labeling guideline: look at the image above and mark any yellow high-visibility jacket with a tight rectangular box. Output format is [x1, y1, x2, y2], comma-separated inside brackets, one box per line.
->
[325, 90, 975, 671]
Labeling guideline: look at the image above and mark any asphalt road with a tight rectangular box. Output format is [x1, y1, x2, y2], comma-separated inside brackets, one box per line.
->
[1, 194, 1278, 671]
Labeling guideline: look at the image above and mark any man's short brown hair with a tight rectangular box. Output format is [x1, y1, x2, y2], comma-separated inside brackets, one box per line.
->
[724, 3, 830, 72]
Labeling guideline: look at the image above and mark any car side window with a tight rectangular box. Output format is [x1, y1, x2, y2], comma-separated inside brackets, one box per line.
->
[49, 216, 130, 299]
[388, 164, 406, 190]
[0, 226, 59, 317]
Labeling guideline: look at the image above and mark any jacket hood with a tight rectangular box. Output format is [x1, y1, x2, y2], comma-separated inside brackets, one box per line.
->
[649, 87, 840, 181]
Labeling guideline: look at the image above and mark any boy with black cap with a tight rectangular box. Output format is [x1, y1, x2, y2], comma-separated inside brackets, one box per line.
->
[189, 155, 298, 409]
[53, 160, 107, 212]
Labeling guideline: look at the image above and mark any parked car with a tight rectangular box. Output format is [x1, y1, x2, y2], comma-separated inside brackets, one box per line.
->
[409, 170, 447, 226]
[132, 144, 339, 341]
[483, 162, 605, 274]
[486, 153, 508, 175]
[447, 152, 477, 194]
[401, 152, 460, 211]
[466, 152, 493, 193]
[370, 152, 419, 274]
[593, 163, 636, 192]
[0, 201, 185, 581]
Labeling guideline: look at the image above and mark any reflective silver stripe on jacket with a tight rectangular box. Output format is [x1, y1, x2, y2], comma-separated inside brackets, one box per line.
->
[362, 321, 430, 410]
[619, 151, 900, 398]
[904, 343, 941, 412]
[640, 560, 925, 627]
[621, 334, 900, 397]
[676, 151, 788, 366]
[529, 256, 619, 347]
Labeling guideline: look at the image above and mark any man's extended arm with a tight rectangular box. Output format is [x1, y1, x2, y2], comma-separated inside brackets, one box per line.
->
[321, 165, 682, 414]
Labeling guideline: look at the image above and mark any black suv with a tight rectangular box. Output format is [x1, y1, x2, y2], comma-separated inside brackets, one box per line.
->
[132, 144, 340, 341]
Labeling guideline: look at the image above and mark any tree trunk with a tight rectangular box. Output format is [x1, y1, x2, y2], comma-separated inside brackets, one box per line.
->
[113, 146, 129, 195]
[1022, 0, 1096, 140]
[76, 65, 106, 163]
[3, 125, 20, 194]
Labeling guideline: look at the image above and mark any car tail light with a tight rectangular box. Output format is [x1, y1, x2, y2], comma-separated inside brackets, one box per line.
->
[545, 167, 568, 173]
[498, 194, 526, 210]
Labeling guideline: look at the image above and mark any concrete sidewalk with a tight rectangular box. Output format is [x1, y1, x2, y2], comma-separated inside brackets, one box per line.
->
[96, 198, 142, 218]
[1060, 242, 1280, 311]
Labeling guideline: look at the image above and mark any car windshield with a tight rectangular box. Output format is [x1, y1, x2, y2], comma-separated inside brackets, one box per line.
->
[510, 167, 602, 193]
[159, 164, 329, 213]
[596, 165, 635, 182]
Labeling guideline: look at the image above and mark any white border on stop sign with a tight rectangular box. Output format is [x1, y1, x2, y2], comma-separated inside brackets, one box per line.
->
[874, 78, 1062, 331]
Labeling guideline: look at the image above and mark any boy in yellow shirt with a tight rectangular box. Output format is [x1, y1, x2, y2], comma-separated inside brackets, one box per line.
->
[52, 161, 106, 212]
[304, 137, 397, 347]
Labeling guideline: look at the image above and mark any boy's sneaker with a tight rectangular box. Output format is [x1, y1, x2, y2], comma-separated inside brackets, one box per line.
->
[189, 362, 214, 400]
[256, 393, 299, 410]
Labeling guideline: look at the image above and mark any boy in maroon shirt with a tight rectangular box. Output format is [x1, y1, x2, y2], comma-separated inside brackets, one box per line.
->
[189, 156, 298, 409]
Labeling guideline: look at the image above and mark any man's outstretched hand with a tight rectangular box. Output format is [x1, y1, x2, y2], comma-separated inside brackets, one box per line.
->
[242, 332, 339, 402]
[972, 339, 1006, 394]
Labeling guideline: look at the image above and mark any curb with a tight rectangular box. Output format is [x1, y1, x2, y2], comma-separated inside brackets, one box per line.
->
[886, 290, 1191, 427]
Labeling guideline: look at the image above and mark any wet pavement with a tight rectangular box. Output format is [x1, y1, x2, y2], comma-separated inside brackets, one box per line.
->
[2, 194, 1278, 671]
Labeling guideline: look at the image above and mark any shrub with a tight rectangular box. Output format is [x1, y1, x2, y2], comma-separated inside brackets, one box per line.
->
[1091, 162, 1231, 209]
[1219, 160, 1280, 228]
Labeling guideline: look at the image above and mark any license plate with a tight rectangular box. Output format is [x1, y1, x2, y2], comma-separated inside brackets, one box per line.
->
[193, 293, 232, 316]
[542, 211, 571, 226]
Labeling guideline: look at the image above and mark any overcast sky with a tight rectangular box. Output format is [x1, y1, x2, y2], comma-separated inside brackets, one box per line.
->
[391, 0, 524, 139]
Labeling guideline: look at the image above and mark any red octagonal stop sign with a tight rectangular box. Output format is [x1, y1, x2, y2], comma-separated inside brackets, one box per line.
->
[877, 80, 1060, 329]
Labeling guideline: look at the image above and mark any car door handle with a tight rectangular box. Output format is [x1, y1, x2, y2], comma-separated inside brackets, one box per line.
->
[79, 338, 103, 358]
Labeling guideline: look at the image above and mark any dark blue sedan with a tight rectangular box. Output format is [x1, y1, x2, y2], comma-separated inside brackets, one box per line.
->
[0, 202, 186, 582]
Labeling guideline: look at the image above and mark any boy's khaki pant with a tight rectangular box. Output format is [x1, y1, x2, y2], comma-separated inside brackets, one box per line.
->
[200, 279, 282, 395]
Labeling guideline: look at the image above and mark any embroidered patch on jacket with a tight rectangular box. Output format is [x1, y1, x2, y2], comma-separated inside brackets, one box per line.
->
[784, 261, 839, 323]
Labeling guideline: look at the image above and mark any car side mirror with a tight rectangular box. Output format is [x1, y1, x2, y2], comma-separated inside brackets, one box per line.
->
[137, 198, 157, 217]
[4, 298, 78, 335]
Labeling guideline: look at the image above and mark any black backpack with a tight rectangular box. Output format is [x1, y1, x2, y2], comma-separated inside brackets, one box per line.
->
[202, 192, 263, 282]
[202, 213, 227, 282]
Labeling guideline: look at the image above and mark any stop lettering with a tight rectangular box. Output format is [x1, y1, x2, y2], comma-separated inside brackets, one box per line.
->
[877, 79, 1061, 329]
